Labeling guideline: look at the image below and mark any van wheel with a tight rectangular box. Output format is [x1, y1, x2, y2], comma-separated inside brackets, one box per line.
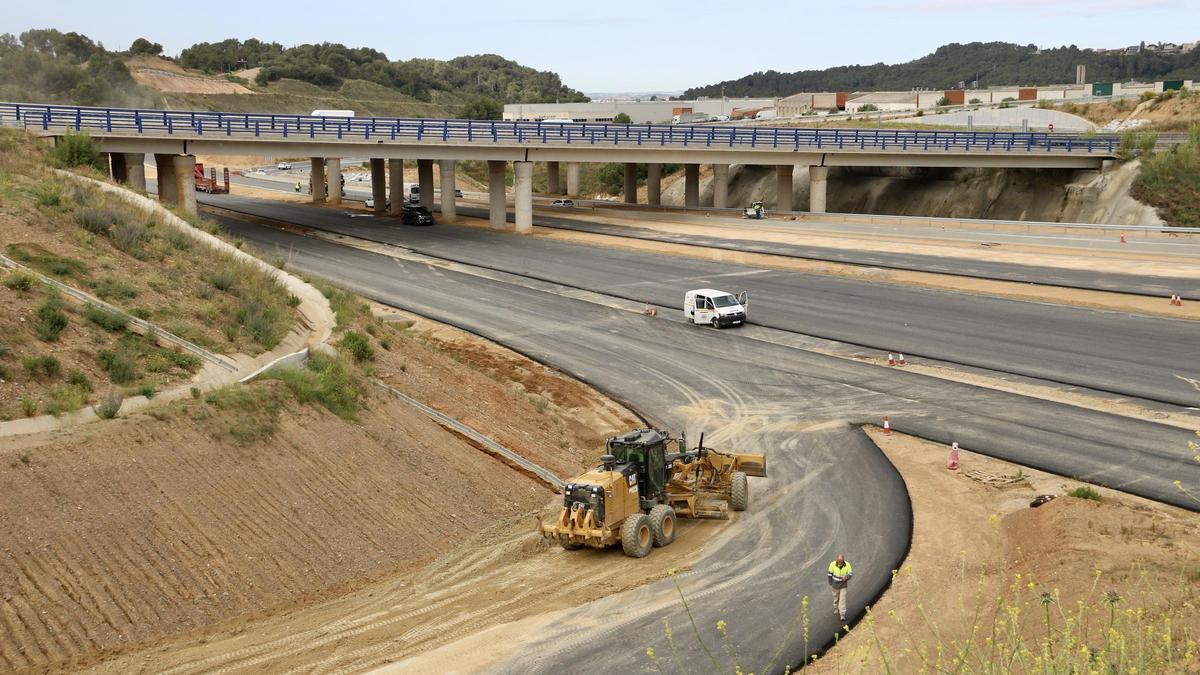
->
[649, 505, 676, 547]
[711, 317, 720, 329]
[621, 514, 653, 558]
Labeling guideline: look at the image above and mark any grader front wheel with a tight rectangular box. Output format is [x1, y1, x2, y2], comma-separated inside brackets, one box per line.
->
[621, 513, 653, 558]
[730, 471, 749, 511]
[649, 504, 677, 547]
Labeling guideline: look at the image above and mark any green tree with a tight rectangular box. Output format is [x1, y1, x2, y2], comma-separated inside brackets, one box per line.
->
[613, 112, 632, 124]
[128, 38, 163, 56]
[460, 96, 502, 120]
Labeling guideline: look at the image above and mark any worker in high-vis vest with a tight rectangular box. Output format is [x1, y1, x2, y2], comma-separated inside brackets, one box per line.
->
[827, 554, 853, 622]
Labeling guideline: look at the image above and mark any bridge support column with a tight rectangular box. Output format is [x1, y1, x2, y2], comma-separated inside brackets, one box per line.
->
[388, 159, 403, 215]
[514, 161, 533, 235]
[418, 159, 434, 210]
[327, 157, 342, 205]
[646, 163, 662, 205]
[684, 164, 700, 208]
[566, 162, 581, 198]
[546, 161, 561, 195]
[310, 157, 326, 202]
[109, 153, 128, 183]
[776, 164, 794, 211]
[154, 153, 178, 206]
[173, 155, 197, 217]
[809, 166, 829, 214]
[439, 159, 457, 222]
[124, 153, 146, 194]
[488, 160, 508, 231]
[624, 163, 638, 204]
[712, 163, 729, 209]
[370, 158, 386, 214]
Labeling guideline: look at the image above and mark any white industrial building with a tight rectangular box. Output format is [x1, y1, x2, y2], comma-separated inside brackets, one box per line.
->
[503, 98, 777, 123]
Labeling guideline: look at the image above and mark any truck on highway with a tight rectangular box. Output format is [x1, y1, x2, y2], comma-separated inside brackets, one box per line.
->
[684, 288, 749, 328]
[310, 109, 354, 118]
[672, 113, 709, 124]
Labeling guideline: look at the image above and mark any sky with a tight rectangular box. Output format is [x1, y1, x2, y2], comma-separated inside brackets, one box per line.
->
[7, 0, 1199, 92]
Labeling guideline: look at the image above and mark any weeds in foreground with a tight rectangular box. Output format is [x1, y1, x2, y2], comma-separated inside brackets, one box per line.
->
[1066, 485, 1103, 501]
[265, 352, 365, 420]
[34, 294, 68, 342]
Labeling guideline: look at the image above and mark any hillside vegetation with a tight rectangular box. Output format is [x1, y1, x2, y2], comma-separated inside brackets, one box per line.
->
[685, 41, 1200, 98]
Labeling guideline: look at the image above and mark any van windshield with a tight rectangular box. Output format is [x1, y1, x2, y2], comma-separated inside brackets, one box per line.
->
[712, 295, 739, 308]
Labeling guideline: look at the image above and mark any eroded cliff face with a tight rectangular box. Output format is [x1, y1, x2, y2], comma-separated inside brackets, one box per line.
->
[660, 162, 1161, 225]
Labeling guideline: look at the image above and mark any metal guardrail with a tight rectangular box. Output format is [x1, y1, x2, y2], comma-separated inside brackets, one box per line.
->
[0, 101, 1119, 155]
[0, 254, 238, 372]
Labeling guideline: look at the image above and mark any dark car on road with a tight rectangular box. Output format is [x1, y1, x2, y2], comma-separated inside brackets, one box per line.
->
[401, 204, 435, 226]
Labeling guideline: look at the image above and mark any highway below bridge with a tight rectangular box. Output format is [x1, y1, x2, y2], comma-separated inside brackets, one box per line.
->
[171, 189, 1200, 673]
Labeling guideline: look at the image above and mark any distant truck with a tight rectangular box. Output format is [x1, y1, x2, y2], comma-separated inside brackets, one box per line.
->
[672, 113, 709, 124]
[310, 109, 355, 118]
[754, 109, 777, 120]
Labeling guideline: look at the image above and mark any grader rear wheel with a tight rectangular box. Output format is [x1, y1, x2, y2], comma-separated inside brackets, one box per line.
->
[730, 471, 749, 511]
[621, 513, 653, 558]
[649, 504, 676, 547]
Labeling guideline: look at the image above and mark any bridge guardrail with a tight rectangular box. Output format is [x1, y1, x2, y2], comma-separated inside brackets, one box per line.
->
[0, 102, 1119, 155]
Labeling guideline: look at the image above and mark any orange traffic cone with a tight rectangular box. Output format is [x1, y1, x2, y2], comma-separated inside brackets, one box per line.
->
[1120, 234, 1127, 244]
[882, 416, 892, 435]
[1170, 293, 1183, 307]
[887, 352, 896, 366]
[897, 353, 907, 367]
[947, 442, 960, 470]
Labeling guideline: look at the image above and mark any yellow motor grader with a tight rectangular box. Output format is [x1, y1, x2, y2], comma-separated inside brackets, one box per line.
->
[541, 429, 767, 558]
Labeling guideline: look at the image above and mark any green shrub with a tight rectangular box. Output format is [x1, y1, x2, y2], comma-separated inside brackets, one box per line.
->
[3, 270, 38, 291]
[968, 98, 981, 104]
[858, 104, 879, 112]
[204, 384, 286, 444]
[110, 221, 150, 258]
[74, 206, 120, 235]
[7, 243, 88, 279]
[170, 350, 202, 370]
[338, 330, 375, 362]
[1067, 485, 1103, 501]
[20, 397, 38, 417]
[135, 384, 155, 399]
[34, 182, 63, 208]
[97, 348, 136, 384]
[82, 304, 130, 332]
[53, 131, 106, 171]
[89, 277, 138, 301]
[35, 295, 68, 342]
[267, 352, 364, 419]
[66, 369, 92, 391]
[935, 96, 952, 107]
[93, 391, 122, 419]
[210, 267, 238, 291]
[163, 228, 192, 251]
[23, 355, 61, 378]
[44, 384, 89, 416]
[237, 296, 282, 348]
[129, 307, 151, 319]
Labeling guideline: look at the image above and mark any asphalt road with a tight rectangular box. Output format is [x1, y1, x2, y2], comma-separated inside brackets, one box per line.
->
[202, 193, 1200, 408]
[205, 207, 1198, 672]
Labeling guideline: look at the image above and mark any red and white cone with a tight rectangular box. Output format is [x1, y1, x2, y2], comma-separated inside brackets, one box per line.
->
[897, 353, 907, 367]
[1170, 293, 1183, 307]
[882, 416, 892, 435]
[947, 442, 960, 470]
[887, 352, 896, 366]
[1120, 234, 1127, 244]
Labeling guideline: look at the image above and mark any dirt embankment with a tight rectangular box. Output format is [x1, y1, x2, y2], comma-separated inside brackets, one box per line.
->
[661, 163, 1160, 225]
[0, 299, 641, 672]
[809, 430, 1200, 673]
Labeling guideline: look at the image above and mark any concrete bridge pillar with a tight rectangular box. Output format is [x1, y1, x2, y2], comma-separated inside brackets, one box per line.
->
[684, 164, 700, 208]
[776, 164, 794, 211]
[370, 158, 386, 214]
[711, 163, 729, 209]
[439, 159, 457, 222]
[809, 166, 829, 214]
[646, 163, 662, 205]
[310, 157, 327, 202]
[566, 162, 581, 198]
[418, 159, 434, 210]
[624, 163, 638, 204]
[154, 153, 178, 206]
[124, 153, 146, 194]
[388, 159, 403, 216]
[488, 160, 508, 230]
[327, 157, 342, 205]
[514, 161, 533, 235]
[109, 153, 128, 183]
[546, 161, 562, 195]
[172, 155, 197, 217]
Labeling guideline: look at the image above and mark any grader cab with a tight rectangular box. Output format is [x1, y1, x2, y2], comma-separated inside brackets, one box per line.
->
[541, 429, 767, 558]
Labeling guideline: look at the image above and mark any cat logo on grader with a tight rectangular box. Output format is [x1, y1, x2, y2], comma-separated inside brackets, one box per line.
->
[540, 429, 767, 558]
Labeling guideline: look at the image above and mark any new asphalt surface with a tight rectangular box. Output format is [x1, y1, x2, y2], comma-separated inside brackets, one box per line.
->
[200, 201, 1199, 672]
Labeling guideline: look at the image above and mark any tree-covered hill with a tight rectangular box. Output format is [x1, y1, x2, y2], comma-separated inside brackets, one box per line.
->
[684, 42, 1200, 98]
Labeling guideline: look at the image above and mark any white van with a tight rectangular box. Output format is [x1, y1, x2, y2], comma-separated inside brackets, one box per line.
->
[684, 288, 749, 328]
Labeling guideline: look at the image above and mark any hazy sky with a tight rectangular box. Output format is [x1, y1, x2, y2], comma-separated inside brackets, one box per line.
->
[8, 0, 1198, 92]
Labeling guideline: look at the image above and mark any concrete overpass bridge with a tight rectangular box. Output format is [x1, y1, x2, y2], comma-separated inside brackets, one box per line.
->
[3, 102, 1120, 232]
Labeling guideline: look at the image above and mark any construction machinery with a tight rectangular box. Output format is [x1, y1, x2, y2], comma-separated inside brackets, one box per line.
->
[541, 429, 767, 557]
[742, 200, 764, 219]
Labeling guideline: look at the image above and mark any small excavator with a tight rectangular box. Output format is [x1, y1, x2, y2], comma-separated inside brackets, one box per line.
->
[540, 429, 767, 558]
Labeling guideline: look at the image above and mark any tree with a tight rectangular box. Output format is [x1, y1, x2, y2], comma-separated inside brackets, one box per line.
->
[128, 38, 162, 56]
[613, 112, 632, 124]
[858, 104, 879, 112]
[935, 96, 952, 107]
[597, 163, 624, 195]
[460, 96, 502, 120]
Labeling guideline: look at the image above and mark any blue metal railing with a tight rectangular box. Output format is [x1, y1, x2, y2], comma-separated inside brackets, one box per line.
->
[0, 102, 1119, 155]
